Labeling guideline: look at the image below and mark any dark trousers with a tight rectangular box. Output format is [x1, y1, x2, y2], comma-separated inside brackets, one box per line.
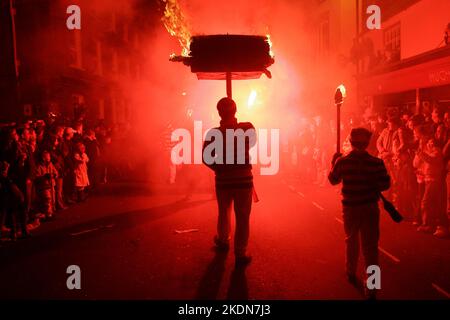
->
[0, 203, 27, 238]
[422, 179, 448, 228]
[55, 177, 66, 209]
[415, 182, 425, 224]
[215, 187, 252, 257]
[343, 203, 380, 277]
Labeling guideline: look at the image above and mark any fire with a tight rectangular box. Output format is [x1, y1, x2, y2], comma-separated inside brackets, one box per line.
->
[266, 34, 274, 58]
[161, 0, 191, 57]
[337, 84, 347, 98]
[247, 90, 257, 109]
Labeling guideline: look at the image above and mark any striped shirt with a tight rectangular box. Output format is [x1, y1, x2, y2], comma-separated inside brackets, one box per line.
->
[328, 150, 391, 207]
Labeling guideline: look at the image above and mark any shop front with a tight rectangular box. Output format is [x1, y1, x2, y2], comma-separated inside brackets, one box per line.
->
[358, 46, 450, 114]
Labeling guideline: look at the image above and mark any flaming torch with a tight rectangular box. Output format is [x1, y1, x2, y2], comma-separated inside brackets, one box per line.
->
[161, 0, 274, 100]
[170, 34, 275, 99]
[334, 84, 346, 153]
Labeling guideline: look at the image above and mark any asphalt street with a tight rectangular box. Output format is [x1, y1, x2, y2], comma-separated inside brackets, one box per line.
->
[0, 175, 449, 300]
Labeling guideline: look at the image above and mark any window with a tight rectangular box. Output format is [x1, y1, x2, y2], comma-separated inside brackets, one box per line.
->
[383, 23, 401, 62]
[69, 31, 83, 69]
[317, 14, 330, 56]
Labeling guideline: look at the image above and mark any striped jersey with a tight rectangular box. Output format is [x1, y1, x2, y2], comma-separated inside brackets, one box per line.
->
[328, 150, 391, 207]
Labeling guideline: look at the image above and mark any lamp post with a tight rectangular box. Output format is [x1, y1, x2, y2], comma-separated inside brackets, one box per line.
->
[334, 84, 346, 153]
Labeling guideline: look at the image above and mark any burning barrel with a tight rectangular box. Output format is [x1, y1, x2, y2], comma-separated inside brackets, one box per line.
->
[170, 34, 275, 97]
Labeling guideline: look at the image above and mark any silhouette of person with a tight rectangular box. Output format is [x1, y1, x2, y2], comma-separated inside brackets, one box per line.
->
[203, 97, 256, 267]
[328, 127, 391, 299]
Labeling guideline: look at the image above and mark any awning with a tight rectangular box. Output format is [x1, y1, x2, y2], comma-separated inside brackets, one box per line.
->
[359, 47, 450, 95]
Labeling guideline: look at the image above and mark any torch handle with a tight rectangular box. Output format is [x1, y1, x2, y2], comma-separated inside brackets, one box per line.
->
[336, 103, 341, 154]
[226, 72, 232, 98]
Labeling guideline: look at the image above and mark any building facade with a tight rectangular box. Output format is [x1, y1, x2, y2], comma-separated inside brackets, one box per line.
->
[308, 0, 450, 116]
[307, 0, 358, 115]
[356, 0, 450, 114]
[0, 0, 154, 125]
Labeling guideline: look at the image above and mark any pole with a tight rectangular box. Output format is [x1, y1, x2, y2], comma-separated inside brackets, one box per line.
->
[9, 0, 19, 79]
[9, 0, 21, 121]
[356, 0, 360, 75]
[336, 103, 341, 153]
[226, 72, 232, 98]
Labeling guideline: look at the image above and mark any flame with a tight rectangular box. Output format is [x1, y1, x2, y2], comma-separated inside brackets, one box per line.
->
[266, 34, 274, 58]
[247, 90, 257, 109]
[161, 0, 191, 57]
[337, 84, 347, 98]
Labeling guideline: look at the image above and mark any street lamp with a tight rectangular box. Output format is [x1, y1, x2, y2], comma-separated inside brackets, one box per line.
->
[334, 84, 346, 153]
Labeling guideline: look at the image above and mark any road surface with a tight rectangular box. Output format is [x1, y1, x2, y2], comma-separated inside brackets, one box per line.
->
[0, 175, 449, 300]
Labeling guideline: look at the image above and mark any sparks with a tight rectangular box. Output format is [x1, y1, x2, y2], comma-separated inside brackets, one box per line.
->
[247, 90, 257, 109]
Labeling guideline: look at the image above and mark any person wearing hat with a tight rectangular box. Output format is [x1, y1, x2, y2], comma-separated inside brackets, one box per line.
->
[329, 127, 391, 299]
[203, 97, 256, 267]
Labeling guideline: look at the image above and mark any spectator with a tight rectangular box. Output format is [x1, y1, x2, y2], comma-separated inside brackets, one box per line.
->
[61, 127, 75, 204]
[0, 161, 29, 240]
[414, 138, 449, 238]
[73, 142, 89, 202]
[411, 124, 428, 226]
[72, 121, 84, 144]
[393, 118, 416, 220]
[367, 117, 383, 156]
[35, 120, 46, 149]
[377, 115, 400, 197]
[46, 136, 67, 211]
[13, 128, 36, 227]
[432, 107, 448, 148]
[83, 129, 101, 188]
[443, 138, 450, 229]
[34, 151, 58, 221]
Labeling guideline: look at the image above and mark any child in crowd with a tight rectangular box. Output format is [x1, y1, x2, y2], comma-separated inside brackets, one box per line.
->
[35, 151, 58, 221]
[73, 142, 89, 202]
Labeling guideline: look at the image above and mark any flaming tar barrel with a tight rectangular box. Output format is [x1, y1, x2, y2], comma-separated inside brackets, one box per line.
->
[172, 34, 275, 80]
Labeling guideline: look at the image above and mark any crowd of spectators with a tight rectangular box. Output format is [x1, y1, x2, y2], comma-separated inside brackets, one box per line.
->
[0, 112, 132, 241]
[2, 104, 449, 241]
[286, 105, 450, 239]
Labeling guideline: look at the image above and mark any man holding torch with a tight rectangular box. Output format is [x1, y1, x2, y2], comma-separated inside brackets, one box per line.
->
[328, 86, 391, 299]
[328, 127, 391, 299]
[203, 97, 256, 267]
